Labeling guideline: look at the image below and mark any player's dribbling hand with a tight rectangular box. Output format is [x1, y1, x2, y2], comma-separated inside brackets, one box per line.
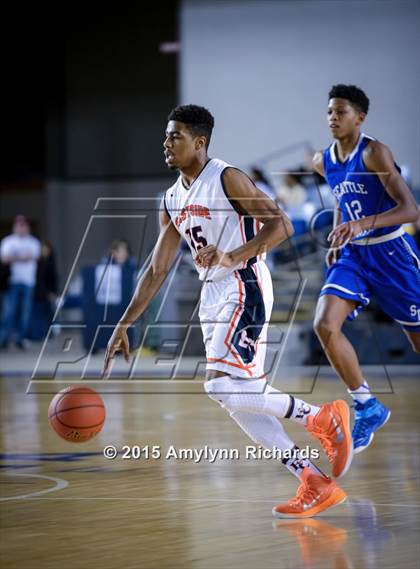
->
[102, 324, 130, 376]
[327, 220, 364, 248]
[195, 245, 234, 268]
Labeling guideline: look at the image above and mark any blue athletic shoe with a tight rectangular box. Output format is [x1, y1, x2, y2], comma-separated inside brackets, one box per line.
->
[352, 398, 391, 454]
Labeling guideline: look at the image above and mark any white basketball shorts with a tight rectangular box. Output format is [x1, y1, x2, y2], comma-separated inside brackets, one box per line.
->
[199, 261, 273, 378]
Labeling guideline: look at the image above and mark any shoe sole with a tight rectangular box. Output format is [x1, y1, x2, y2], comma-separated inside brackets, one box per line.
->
[353, 408, 391, 455]
[272, 487, 347, 519]
[332, 400, 353, 479]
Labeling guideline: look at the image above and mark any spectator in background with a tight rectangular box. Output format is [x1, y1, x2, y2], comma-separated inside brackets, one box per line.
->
[104, 238, 137, 269]
[276, 172, 308, 211]
[250, 167, 277, 201]
[82, 238, 137, 354]
[0, 215, 41, 349]
[92, 238, 137, 310]
[94, 238, 137, 312]
[28, 241, 59, 341]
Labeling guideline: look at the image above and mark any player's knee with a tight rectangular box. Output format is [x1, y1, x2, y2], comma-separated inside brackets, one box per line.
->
[313, 315, 339, 341]
[204, 377, 232, 409]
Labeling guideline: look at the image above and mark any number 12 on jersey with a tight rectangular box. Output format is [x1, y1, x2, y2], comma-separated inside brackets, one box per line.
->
[344, 200, 364, 221]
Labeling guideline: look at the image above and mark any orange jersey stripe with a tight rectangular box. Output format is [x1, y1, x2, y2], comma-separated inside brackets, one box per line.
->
[207, 357, 255, 376]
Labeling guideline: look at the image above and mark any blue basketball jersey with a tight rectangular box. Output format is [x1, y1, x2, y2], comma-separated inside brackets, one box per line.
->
[320, 133, 420, 331]
[323, 133, 400, 240]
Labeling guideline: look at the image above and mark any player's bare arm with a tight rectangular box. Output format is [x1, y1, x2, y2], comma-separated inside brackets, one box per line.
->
[324, 202, 342, 266]
[312, 150, 324, 179]
[313, 151, 341, 266]
[103, 208, 180, 374]
[196, 167, 294, 268]
[328, 141, 418, 246]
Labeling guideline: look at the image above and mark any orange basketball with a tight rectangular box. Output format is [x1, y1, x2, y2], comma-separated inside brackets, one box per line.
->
[48, 386, 106, 443]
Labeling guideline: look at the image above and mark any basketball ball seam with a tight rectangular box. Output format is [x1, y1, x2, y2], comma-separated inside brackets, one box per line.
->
[49, 412, 105, 430]
[52, 387, 99, 415]
[48, 404, 105, 419]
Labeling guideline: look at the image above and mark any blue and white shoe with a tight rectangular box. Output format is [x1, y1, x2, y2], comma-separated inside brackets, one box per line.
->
[352, 398, 391, 454]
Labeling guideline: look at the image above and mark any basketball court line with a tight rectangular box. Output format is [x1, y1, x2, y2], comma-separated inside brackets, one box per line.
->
[0, 473, 68, 501]
[3, 494, 419, 509]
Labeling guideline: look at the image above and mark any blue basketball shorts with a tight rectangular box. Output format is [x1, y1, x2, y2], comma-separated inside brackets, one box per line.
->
[320, 231, 420, 332]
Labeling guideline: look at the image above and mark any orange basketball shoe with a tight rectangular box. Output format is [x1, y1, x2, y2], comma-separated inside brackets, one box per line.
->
[306, 400, 353, 478]
[272, 468, 347, 519]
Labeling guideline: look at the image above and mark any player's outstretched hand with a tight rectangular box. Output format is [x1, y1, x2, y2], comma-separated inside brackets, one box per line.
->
[328, 220, 364, 248]
[102, 324, 130, 376]
[195, 245, 233, 268]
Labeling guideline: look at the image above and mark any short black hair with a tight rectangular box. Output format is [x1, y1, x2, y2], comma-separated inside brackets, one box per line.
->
[168, 104, 214, 148]
[328, 84, 370, 114]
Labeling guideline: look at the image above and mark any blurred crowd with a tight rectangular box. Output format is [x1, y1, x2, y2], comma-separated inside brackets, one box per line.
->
[250, 163, 335, 234]
[0, 215, 137, 351]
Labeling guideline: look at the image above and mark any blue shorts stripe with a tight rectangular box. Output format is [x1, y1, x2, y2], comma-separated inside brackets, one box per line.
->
[231, 267, 265, 364]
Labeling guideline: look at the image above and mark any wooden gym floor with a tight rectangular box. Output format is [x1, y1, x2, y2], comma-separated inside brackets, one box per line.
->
[1, 371, 419, 569]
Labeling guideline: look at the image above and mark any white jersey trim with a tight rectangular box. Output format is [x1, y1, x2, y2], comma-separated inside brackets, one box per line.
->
[329, 132, 375, 164]
[321, 283, 370, 304]
[352, 227, 405, 245]
[401, 236, 420, 271]
[395, 318, 420, 327]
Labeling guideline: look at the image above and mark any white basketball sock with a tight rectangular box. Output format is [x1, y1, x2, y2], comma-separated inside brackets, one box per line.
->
[230, 411, 326, 479]
[348, 380, 373, 404]
[282, 395, 321, 426]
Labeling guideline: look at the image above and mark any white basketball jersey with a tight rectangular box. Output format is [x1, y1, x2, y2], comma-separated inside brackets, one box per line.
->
[164, 158, 264, 281]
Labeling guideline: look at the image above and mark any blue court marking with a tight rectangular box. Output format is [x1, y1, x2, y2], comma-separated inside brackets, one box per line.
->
[0, 452, 102, 462]
[0, 464, 38, 470]
[56, 467, 142, 473]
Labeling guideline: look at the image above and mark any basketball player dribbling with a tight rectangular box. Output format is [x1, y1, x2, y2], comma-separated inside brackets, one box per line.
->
[104, 105, 353, 517]
[313, 85, 420, 453]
